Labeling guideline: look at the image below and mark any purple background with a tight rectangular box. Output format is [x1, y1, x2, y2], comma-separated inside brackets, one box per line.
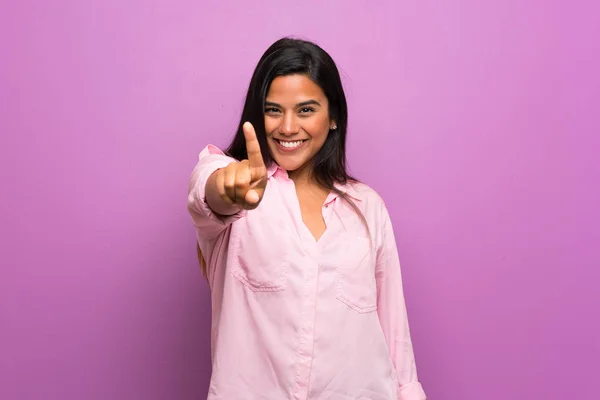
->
[1, 1, 599, 399]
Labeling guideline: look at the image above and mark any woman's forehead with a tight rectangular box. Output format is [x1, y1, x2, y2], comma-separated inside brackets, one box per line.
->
[266, 75, 326, 104]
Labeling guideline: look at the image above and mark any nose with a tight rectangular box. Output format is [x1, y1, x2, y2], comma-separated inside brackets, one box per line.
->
[279, 113, 299, 136]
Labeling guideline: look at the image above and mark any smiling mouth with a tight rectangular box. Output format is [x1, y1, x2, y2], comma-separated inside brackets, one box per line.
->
[274, 139, 308, 149]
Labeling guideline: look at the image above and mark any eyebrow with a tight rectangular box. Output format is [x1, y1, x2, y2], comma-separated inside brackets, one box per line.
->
[265, 100, 322, 108]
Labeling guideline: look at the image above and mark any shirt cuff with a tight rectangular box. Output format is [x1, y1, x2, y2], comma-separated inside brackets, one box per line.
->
[398, 381, 426, 400]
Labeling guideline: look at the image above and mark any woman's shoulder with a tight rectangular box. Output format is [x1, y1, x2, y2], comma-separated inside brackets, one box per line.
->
[347, 180, 385, 205]
[344, 181, 394, 234]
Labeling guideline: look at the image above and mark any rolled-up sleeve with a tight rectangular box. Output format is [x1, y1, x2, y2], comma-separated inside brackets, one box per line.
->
[375, 204, 427, 400]
[187, 144, 247, 240]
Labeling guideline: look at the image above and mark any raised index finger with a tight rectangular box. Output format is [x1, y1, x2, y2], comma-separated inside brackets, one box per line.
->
[243, 122, 265, 169]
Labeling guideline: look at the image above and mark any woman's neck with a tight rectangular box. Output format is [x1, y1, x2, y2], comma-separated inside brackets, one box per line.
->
[288, 163, 331, 207]
[288, 162, 315, 188]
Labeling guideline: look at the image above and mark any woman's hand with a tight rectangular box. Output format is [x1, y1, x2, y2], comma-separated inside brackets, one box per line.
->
[206, 122, 268, 214]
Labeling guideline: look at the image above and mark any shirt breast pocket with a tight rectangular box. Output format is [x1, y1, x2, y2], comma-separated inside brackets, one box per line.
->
[230, 215, 290, 292]
[335, 235, 378, 313]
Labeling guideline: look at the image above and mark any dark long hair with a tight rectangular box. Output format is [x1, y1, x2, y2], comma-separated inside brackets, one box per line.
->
[226, 37, 353, 188]
[198, 38, 366, 278]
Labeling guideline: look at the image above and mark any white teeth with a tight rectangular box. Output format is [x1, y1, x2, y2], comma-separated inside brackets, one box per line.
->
[279, 140, 304, 148]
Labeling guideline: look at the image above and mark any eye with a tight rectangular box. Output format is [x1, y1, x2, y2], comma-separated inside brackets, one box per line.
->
[299, 107, 315, 114]
[264, 107, 281, 114]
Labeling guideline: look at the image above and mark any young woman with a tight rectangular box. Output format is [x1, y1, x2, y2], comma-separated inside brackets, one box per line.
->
[188, 38, 426, 400]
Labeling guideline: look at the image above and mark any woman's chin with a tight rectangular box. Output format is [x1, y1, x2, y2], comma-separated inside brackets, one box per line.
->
[275, 161, 301, 172]
[272, 155, 302, 172]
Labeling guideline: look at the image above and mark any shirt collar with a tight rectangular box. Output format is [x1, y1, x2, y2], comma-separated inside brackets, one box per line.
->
[332, 181, 362, 202]
[267, 163, 362, 203]
[267, 163, 280, 179]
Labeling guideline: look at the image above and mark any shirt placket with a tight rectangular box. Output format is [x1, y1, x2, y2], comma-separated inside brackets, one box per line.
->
[292, 192, 337, 399]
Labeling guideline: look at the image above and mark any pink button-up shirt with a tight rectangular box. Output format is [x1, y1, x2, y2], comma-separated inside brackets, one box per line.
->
[187, 145, 426, 400]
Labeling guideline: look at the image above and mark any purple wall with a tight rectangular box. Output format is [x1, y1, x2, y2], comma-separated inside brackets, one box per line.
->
[1, 1, 599, 399]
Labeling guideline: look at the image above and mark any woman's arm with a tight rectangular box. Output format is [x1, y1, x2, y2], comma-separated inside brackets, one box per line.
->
[375, 204, 427, 400]
[188, 124, 267, 284]
[188, 122, 267, 239]
[187, 145, 246, 240]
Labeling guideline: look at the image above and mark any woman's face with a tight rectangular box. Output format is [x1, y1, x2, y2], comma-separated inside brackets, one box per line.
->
[264, 74, 336, 174]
